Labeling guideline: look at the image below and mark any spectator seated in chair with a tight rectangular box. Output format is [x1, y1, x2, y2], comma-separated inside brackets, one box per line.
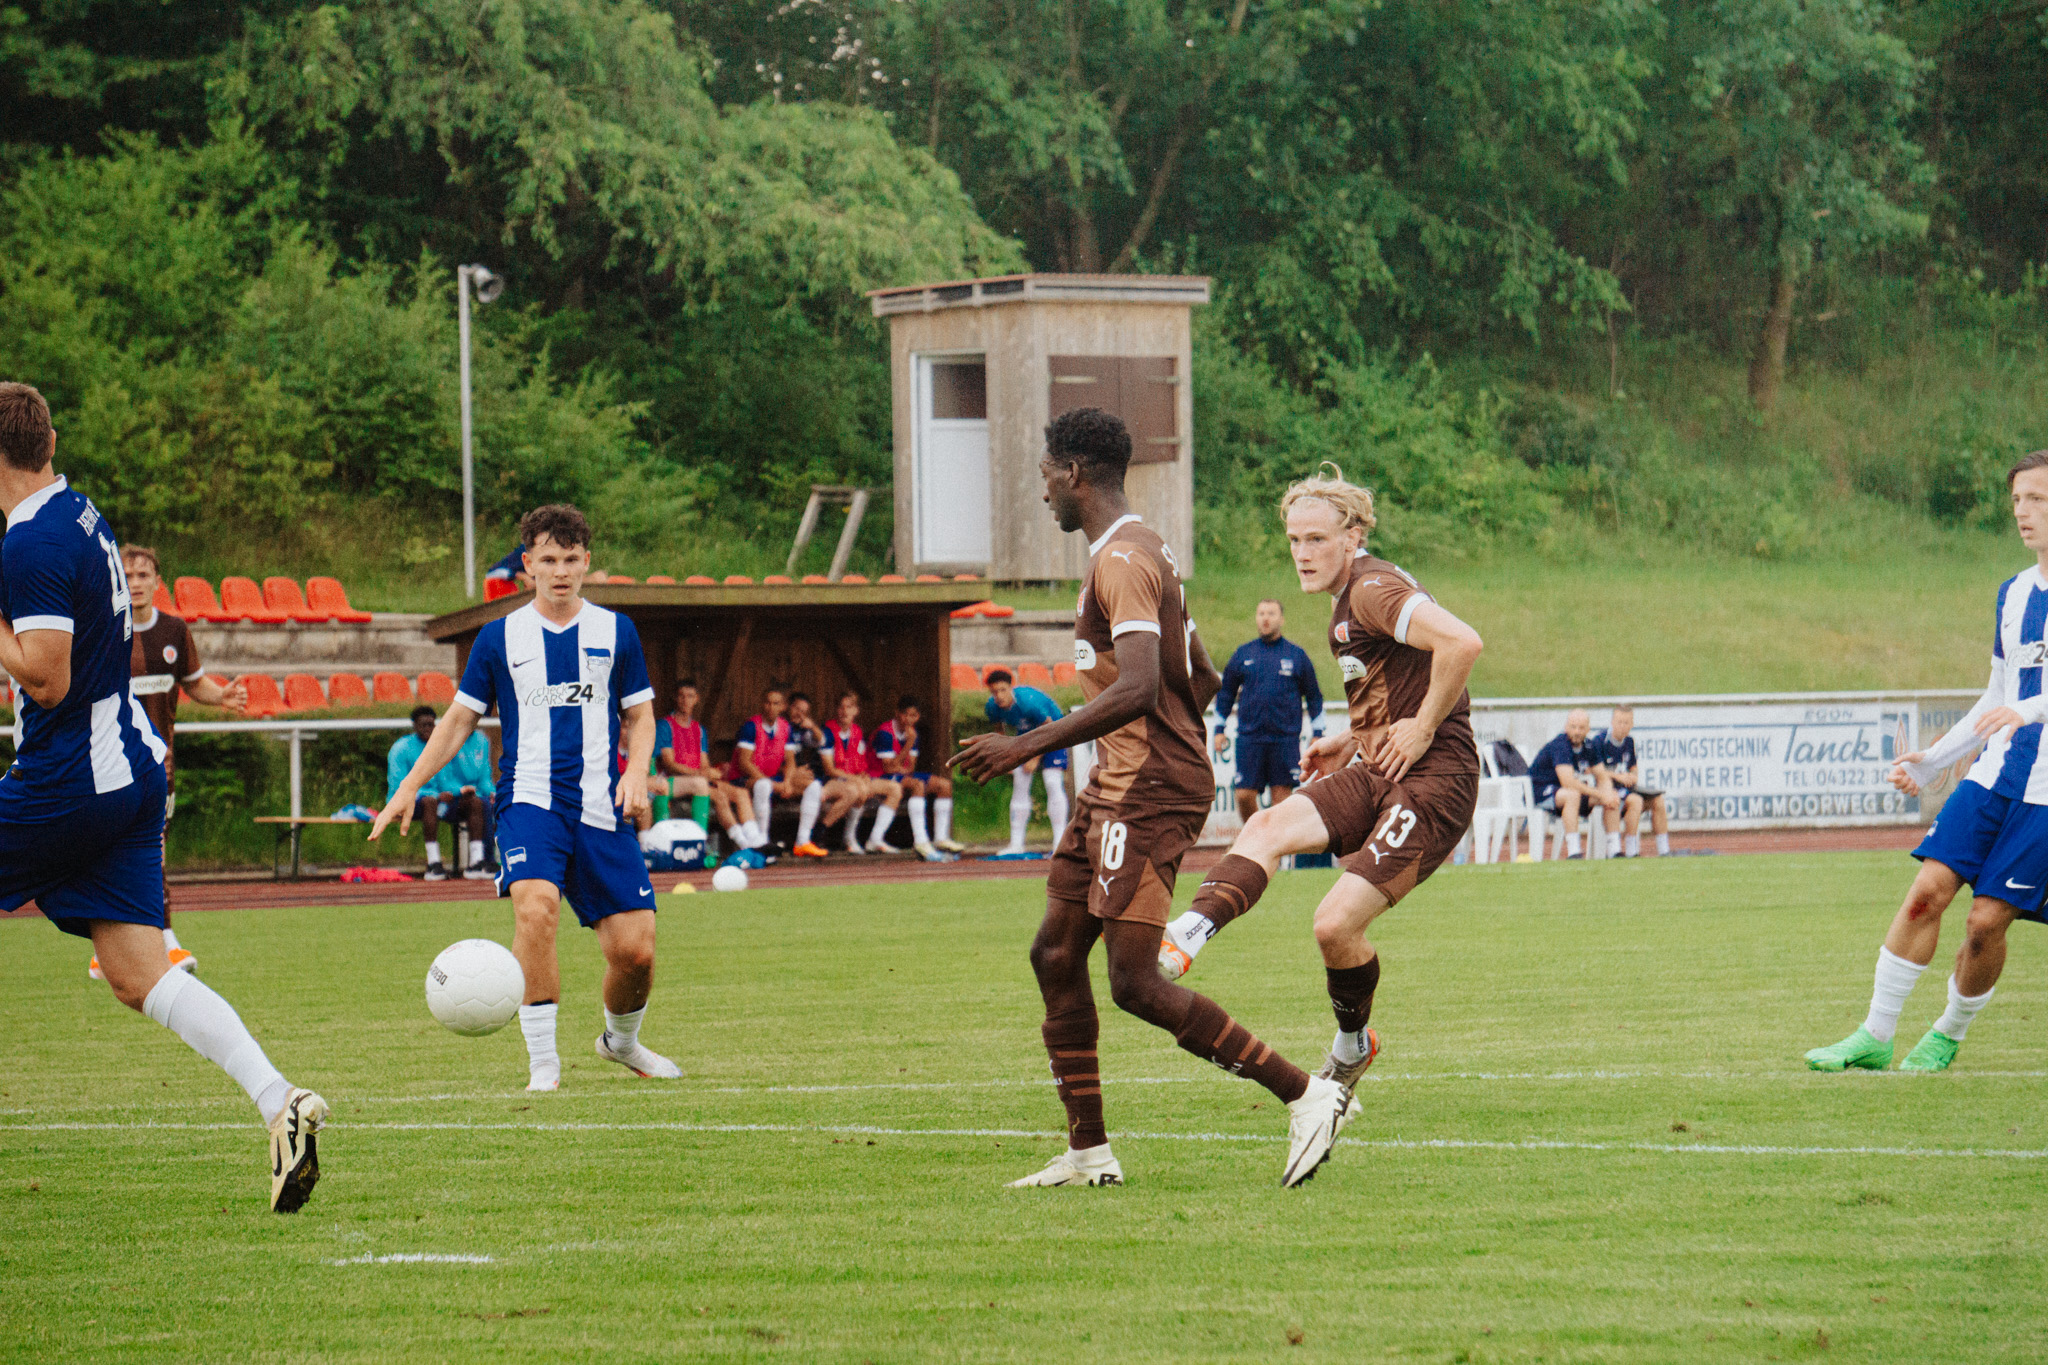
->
[826, 691, 896, 855]
[1595, 704, 1670, 857]
[1528, 707, 1621, 859]
[385, 705, 493, 879]
[725, 683, 811, 855]
[657, 678, 765, 854]
[786, 692, 871, 858]
[872, 694, 961, 860]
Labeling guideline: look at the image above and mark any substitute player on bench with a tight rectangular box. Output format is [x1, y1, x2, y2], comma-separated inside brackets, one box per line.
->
[1157, 464, 1483, 1093]
[372, 503, 678, 1091]
[0, 382, 326, 1211]
[1807, 450, 2048, 1074]
[954, 408, 1353, 1190]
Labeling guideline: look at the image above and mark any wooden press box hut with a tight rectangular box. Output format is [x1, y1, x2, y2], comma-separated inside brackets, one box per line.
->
[870, 273, 1208, 582]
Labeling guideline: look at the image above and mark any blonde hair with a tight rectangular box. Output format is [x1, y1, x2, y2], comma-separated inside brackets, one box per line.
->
[1281, 462, 1377, 536]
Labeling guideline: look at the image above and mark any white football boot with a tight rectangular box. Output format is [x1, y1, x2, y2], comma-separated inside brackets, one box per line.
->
[268, 1088, 330, 1213]
[1281, 1075, 1353, 1188]
[1006, 1143, 1123, 1187]
[595, 1032, 682, 1079]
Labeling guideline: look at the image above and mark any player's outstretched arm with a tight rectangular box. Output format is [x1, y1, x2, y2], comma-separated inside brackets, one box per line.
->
[185, 674, 247, 715]
[0, 620, 70, 708]
[617, 700, 655, 823]
[1895, 657, 2032, 791]
[953, 632, 1165, 782]
[369, 704, 481, 840]
[1370, 601, 1483, 783]
[1188, 626, 1223, 714]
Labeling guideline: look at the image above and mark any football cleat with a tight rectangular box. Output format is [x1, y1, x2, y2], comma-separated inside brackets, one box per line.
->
[1804, 1026, 1893, 1072]
[167, 947, 199, 974]
[792, 841, 829, 859]
[1006, 1145, 1123, 1187]
[595, 1033, 682, 1079]
[842, 842, 868, 856]
[267, 1088, 329, 1214]
[1316, 1027, 1380, 1091]
[87, 956, 105, 981]
[461, 866, 494, 881]
[914, 842, 948, 863]
[423, 866, 449, 882]
[1157, 939, 1193, 982]
[933, 837, 967, 854]
[1281, 1075, 1354, 1188]
[527, 1062, 561, 1093]
[1898, 1028, 1960, 1073]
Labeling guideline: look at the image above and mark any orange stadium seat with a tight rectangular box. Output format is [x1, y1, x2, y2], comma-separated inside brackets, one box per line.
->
[484, 577, 519, 602]
[915, 574, 943, 583]
[174, 577, 234, 623]
[604, 575, 638, 584]
[801, 575, 830, 585]
[417, 672, 457, 705]
[684, 575, 716, 586]
[306, 577, 374, 623]
[840, 574, 870, 584]
[877, 574, 907, 584]
[950, 664, 981, 691]
[281, 673, 328, 711]
[236, 675, 285, 716]
[645, 575, 677, 585]
[151, 582, 175, 614]
[372, 672, 414, 703]
[723, 575, 754, 585]
[982, 602, 1015, 619]
[327, 673, 370, 707]
[953, 574, 980, 582]
[764, 575, 793, 585]
[1053, 662, 1077, 685]
[263, 577, 331, 623]
[1017, 663, 1054, 689]
[950, 601, 987, 619]
[219, 577, 286, 623]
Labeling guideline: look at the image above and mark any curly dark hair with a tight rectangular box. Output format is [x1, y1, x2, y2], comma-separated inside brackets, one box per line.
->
[519, 503, 592, 551]
[1045, 407, 1131, 487]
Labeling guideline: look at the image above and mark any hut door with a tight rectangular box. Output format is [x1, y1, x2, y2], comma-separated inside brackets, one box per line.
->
[913, 354, 991, 566]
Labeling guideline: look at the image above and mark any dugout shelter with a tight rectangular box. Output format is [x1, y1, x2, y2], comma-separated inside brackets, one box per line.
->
[426, 580, 986, 767]
[870, 273, 1207, 582]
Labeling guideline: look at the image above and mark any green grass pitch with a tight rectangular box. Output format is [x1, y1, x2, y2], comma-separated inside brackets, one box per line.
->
[3, 853, 2045, 1363]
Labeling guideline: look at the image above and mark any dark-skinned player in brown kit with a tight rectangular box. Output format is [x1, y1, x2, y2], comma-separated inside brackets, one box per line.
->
[952, 409, 1356, 1190]
[1157, 464, 1484, 1094]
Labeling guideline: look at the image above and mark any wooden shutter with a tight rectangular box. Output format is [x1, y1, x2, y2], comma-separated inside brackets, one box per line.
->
[1047, 356, 1181, 463]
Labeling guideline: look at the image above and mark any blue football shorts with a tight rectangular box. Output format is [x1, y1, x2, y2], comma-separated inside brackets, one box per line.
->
[1913, 779, 2048, 924]
[1233, 738, 1302, 792]
[0, 765, 168, 939]
[1032, 746, 1070, 771]
[494, 802, 656, 927]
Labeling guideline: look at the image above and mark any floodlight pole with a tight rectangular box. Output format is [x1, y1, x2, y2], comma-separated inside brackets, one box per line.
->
[457, 265, 477, 600]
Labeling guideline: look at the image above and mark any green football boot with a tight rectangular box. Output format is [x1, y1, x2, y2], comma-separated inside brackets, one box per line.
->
[1804, 1026, 1893, 1072]
[1897, 1028, 1960, 1073]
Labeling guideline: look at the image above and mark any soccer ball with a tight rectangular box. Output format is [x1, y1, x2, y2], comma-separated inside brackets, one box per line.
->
[711, 864, 749, 893]
[424, 939, 524, 1036]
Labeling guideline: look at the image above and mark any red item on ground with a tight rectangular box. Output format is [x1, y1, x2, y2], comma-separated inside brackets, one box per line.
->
[340, 866, 416, 883]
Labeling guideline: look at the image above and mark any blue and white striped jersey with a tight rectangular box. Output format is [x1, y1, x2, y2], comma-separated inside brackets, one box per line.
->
[452, 601, 654, 830]
[1913, 564, 2048, 805]
[0, 477, 165, 822]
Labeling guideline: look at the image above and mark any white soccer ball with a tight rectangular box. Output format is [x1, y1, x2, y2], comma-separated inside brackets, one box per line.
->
[710, 864, 749, 893]
[424, 939, 524, 1037]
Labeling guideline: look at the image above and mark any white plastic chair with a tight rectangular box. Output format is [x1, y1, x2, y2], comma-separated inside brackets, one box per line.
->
[1547, 785, 1612, 860]
[1471, 745, 1546, 863]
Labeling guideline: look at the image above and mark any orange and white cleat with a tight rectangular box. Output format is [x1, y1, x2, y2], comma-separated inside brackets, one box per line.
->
[792, 841, 830, 859]
[1316, 1026, 1380, 1096]
[1157, 938, 1194, 982]
[87, 956, 105, 981]
[167, 947, 199, 974]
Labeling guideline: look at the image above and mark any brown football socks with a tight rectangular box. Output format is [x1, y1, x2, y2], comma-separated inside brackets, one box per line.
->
[1173, 993, 1309, 1104]
[1189, 854, 1269, 931]
[1326, 958, 1380, 1036]
[1042, 1007, 1108, 1149]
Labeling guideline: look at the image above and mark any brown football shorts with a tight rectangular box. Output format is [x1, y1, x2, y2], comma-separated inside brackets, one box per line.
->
[1047, 790, 1211, 928]
[1299, 761, 1477, 906]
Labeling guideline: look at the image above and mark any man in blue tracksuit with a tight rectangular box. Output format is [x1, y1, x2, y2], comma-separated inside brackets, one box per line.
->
[1212, 599, 1325, 821]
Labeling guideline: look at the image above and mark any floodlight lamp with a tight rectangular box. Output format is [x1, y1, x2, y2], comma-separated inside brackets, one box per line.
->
[468, 265, 505, 305]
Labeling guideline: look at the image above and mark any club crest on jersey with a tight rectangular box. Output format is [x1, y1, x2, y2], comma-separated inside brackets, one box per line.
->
[581, 646, 611, 677]
[1340, 656, 1368, 682]
[1333, 621, 1351, 644]
[162, 645, 177, 664]
[1074, 639, 1098, 670]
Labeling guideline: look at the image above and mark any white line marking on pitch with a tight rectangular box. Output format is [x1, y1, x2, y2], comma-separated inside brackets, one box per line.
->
[4, 1119, 2042, 1161]
[329, 1253, 495, 1266]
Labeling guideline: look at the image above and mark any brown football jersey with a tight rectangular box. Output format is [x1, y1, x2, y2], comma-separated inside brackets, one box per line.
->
[1072, 516, 1213, 811]
[130, 607, 202, 765]
[1328, 552, 1477, 780]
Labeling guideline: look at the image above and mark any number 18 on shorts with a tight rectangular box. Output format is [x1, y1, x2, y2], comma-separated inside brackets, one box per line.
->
[1048, 793, 1209, 930]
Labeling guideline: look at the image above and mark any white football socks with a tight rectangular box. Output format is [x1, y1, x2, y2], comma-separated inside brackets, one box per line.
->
[142, 969, 291, 1124]
[1046, 777, 1070, 834]
[1655, 832, 1671, 855]
[1932, 976, 1994, 1040]
[1565, 831, 1582, 857]
[752, 779, 775, 837]
[603, 1004, 646, 1053]
[866, 803, 898, 846]
[1624, 834, 1641, 857]
[908, 796, 931, 845]
[934, 797, 954, 844]
[1007, 773, 1032, 851]
[1605, 831, 1621, 857]
[520, 1002, 560, 1089]
[1330, 1027, 1371, 1065]
[162, 927, 181, 952]
[1163, 910, 1216, 961]
[1863, 947, 1927, 1043]
[425, 845, 443, 868]
[796, 782, 824, 845]
[843, 808, 865, 850]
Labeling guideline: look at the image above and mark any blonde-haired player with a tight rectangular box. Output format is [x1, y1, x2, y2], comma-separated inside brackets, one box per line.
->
[1158, 463, 1484, 1089]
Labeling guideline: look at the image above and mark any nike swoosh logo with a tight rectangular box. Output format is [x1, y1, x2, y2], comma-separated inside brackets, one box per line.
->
[272, 1144, 284, 1176]
[2007, 879, 2036, 891]
[638, 887, 653, 896]
[511, 657, 537, 668]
